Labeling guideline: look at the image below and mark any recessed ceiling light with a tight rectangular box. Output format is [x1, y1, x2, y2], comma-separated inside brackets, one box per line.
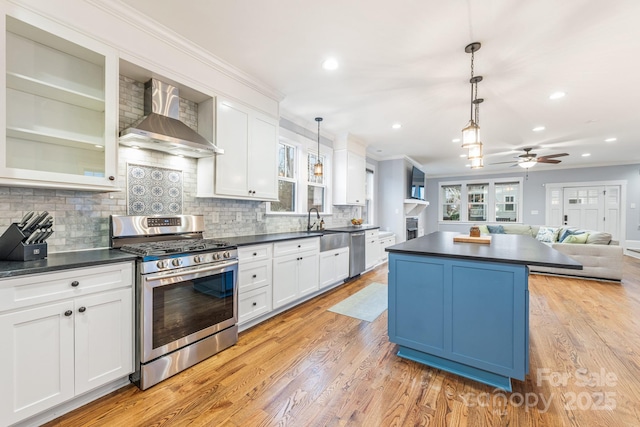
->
[582, 153, 591, 157]
[465, 163, 471, 167]
[532, 126, 546, 132]
[131, 145, 140, 150]
[392, 123, 402, 129]
[95, 144, 103, 148]
[452, 138, 461, 143]
[322, 58, 339, 71]
[605, 137, 617, 142]
[376, 149, 383, 153]
[549, 91, 566, 100]
[460, 154, 467, 158]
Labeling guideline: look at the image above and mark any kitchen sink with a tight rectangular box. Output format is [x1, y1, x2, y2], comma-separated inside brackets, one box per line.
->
[320, 232, 349, 252]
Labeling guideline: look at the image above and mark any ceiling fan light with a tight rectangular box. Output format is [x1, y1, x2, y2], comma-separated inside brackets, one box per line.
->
[461, 121, 480, 148]
[518, 160, 537, 169]
[467, 142, 483, 159]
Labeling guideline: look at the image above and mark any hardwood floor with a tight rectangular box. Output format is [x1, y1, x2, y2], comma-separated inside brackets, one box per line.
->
[44, 257, 640, 426]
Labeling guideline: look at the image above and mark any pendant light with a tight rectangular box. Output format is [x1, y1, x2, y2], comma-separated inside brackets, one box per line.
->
[314, 117, 323, 176]
[461, 42, 485, 169]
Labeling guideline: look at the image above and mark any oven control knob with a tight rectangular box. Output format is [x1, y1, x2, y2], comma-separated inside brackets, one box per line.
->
[193, 255, 203, 264]
[213, 252, 221, 260]
[156, 260, 168, 269]
[223, 251, 230, 259]
[172, 258, 183, 267]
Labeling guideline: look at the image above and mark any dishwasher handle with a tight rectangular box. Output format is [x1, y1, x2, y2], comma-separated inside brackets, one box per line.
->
[351, 232, 366, 237]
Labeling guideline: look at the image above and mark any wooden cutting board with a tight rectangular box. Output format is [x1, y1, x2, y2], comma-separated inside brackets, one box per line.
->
[453, 234, 492, 244]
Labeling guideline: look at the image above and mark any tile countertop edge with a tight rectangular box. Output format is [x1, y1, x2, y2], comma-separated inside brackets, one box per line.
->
[0, 249, 138, 278]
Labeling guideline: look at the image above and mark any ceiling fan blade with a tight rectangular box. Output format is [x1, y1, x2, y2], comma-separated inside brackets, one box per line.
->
[537, 159, 561, 164]
[538, 153, 569, 160]
[518, 153, 537, 158]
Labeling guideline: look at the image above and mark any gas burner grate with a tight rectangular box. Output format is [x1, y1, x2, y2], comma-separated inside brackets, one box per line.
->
[119, 239, 233, 257]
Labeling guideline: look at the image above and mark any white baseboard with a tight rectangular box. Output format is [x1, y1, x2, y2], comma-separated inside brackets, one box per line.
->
[624, 239, 640, 258]
[13, 377, 131, 427]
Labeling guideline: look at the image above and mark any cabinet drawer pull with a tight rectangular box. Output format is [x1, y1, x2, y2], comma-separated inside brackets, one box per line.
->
[64, 310, 73, 316]
[252, 274, 257, 278]
[71, 281, 80, 287]
[252, 302, 257, 306]
[335, 253, 340, 256]
[78, 306, 86, 313]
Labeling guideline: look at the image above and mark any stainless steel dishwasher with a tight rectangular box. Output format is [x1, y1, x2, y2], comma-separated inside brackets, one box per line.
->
[349, 231, 366, 278]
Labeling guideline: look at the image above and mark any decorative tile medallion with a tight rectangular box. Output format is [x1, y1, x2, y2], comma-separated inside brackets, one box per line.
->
[127, 164, 183, 215]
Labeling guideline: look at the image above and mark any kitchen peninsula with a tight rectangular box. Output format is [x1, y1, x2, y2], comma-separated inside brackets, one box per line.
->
[386, 231, 582, 391]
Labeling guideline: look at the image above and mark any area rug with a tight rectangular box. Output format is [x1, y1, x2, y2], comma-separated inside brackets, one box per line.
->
[328, 282, 388, 322]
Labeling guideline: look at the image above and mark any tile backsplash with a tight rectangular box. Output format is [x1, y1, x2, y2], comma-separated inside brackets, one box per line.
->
[0, 77, 355, 254]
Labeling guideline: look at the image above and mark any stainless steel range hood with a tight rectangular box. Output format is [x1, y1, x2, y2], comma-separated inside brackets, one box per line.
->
[119, 79, 223, 157]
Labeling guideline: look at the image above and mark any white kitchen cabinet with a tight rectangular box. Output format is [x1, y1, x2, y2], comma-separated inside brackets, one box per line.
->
[272, 238, 319, 308]
[0, 262, 134, 425]
[365, 229, 380, 269]
[197, 97, 278, 201]
[0, 10, 118, 191]
[333, 133, 367, 205]
[238, 244, 273, 324]
[319, 246, 350, 289]
[378, 234, 396, 264]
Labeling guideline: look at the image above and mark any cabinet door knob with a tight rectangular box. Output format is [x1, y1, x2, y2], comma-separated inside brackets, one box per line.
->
[64, 310, 73, 316]
[78, 306, 86, 313]
[108, 176, 115, 181]
[71, 281, 80, 287]
[297, 245, 301, 248]
[253, 252, 257, 256]
[252, 302, 257, 306]
[252, 274, 257, 278]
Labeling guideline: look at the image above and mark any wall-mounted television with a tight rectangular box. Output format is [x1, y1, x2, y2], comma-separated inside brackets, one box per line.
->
[410, 166, 425, 201]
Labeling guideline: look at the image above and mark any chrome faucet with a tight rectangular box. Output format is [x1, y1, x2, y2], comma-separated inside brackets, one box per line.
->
[307, 208, 320, 231]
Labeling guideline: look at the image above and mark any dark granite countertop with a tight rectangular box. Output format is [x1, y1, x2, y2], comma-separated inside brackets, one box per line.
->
[386, 231, 582, 269]
[324, 225, 380, 233]
[0, 249, 137, 279]
[223, 231, 323, 246]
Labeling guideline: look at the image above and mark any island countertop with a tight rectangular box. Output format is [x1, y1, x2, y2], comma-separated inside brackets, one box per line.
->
[386, 231, 582, 270]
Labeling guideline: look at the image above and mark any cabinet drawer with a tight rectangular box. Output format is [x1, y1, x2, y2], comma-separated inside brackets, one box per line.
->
[238, 261, 271, 293]
[365, 229, 379, 239]
[273, 237, 319, 257]
[238, 244, 272, 264]
[238, 286, 272, 324]
[0, 262, 134, 312]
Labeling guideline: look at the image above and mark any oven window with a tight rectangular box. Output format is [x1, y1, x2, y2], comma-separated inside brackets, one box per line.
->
[152, 270, 235, 349]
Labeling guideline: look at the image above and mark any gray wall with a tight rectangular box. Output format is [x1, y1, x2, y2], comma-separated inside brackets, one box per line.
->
[426, 164, 640, 242]
[378, 158, 428, 243]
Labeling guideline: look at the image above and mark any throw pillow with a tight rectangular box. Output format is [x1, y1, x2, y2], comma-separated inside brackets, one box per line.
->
[477, 224, 489, 234]
[535, 226, 559, 243]
[586, 231, 612, 245]
[563, 233, 589, 244]
[487, 225, 505, 234]
[559, 228, 584, 243]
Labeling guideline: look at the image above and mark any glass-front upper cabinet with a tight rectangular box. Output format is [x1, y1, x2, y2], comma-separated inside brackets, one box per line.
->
[1, 9, 118, 190]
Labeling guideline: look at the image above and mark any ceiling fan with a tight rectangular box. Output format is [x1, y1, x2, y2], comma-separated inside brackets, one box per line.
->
[491, 147, 569, 169]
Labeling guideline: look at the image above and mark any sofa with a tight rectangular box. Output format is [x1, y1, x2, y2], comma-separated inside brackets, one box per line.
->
[479, 224, 623, 281]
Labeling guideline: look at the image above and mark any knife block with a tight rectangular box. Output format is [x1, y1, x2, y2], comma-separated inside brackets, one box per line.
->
[0, 223, 48, 261]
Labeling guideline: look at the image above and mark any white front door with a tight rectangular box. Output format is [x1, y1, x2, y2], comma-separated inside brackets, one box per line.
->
[563, 186, 605, 231]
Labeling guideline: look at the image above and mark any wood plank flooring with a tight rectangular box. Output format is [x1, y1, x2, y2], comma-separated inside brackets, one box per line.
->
[44, 257, 640, 426]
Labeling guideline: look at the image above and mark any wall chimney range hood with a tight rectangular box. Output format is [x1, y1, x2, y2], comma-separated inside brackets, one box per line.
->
[119, 79, 223, 157]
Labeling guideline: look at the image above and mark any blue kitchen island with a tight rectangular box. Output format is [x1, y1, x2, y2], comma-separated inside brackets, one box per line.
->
[386, 231, 582, 391]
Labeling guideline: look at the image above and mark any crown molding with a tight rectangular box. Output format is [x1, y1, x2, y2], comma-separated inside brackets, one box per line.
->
[87, 0, 285, 102]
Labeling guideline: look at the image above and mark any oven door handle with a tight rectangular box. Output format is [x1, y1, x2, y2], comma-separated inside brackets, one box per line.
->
[145, 260, 238, 282]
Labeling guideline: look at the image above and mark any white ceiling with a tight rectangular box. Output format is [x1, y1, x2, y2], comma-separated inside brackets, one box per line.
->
[121, 0, 640, 177]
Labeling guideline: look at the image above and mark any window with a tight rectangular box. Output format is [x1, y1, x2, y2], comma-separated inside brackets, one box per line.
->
[439, 178, 523, 223]
[467, 183, 488, 221]
[271, 143, 296, 212]
[441, 185, 461, 221]
[495, 182, 519, 221]
[307, 152, 325, 212]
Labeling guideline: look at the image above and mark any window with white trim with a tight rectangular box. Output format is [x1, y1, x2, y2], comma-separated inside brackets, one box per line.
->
[439, 178, 523, 223]
[307, 152, 325, 212]
[271, 143, 296, 212]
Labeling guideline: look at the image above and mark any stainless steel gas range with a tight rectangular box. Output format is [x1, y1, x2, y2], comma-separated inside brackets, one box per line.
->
[110, 215, 238, 390]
